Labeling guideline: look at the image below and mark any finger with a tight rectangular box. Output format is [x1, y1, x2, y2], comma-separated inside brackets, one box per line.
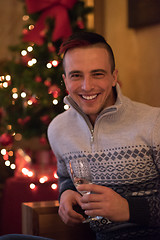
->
[77, 184, 106, 194]
[59, 206, 85, 225]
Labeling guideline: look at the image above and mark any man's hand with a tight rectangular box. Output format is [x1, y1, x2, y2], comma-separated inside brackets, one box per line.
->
[77, 184, 130, 222]
[58, 189, 86, 226]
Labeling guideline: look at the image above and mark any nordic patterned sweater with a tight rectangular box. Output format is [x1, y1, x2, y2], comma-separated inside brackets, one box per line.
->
[48, 84, 160, 240]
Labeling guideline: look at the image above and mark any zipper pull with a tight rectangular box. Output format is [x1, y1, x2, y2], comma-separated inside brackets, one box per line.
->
[90, 129, 94, 143]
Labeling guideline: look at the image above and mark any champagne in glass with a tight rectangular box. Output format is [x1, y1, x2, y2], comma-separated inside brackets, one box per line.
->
[69, 157, 104, 223]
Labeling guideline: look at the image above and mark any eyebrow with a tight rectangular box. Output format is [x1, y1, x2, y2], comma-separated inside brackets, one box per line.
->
[90, 69, 107, 74]
[68, 70, 82, 77]
[68, 69, 107, 76]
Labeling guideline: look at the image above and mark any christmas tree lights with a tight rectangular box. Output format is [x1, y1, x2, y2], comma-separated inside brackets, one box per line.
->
[0, 0, 93, 183]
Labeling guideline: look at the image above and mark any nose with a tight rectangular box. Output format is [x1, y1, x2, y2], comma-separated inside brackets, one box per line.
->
[81, 76, 93, 91]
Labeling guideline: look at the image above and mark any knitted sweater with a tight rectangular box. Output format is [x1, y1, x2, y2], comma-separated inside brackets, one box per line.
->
[48, 84, 160, 239]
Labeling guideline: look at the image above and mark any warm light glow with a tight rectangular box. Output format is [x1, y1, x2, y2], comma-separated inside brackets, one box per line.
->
[12, 93, 18, 99]
[29, 25, 34, 30]
[3, 82, 8, 88]
[14, 133, 22, 141]
[27, 100, 33, 105]
[1, 149, 7, 155]
[28, 60, 33, 67]
[22, 168, 29, 175]
[46, 63, 52, 69]
[39, 176, 48, 183]
[21, 92, 27, 98]
[52, 60, 59, 67]
[10, 163, 16, 170]
[5, 160, 10, 166]
[51, 183, 58, 190]
[32, 58, 37, 64]
[27, 46, 33, 52]
[7, 125, 12, 130]
[5, 75, 11, 81]
[64, 104, 69, 110]
[28, 58, 37, 67]
[30, 183, 36, 190]
[28, 171, 34, 177]
[23, 15, 29, 21]
[21, 50, 27, 56]
[53, 99, 58, 105]
[8, 151, 13, 157]
[54, 172, 58, 179]
[0, 76, 5, 81]
[12, 88, 18, 93]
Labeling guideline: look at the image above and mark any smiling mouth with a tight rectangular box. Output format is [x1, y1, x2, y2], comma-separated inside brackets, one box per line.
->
[81, 94, 98, 100]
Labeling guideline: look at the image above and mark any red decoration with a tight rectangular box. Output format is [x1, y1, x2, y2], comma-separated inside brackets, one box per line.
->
[40, 115, 51, 125]
[48, 42, 56, 52]
[39, 136, 48, 145]
[48, 84, 60, 98]
[23, 0, 77, 45]
[44, 79, 52, 87]
[0, 133, 14, 146]
[77, 18, 85, 29]
[35, 76, 42, 82]
[17, 116, 31, 126]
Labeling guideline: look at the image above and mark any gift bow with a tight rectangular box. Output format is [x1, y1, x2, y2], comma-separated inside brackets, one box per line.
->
[23, 0, 77, 45]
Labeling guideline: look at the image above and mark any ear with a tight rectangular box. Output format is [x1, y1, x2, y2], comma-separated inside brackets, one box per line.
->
[62, 73, 68, 91]
[112, 69, 118, 87]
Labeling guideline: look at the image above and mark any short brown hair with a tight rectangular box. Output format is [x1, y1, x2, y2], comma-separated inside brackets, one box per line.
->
[59, 31, 115, 73]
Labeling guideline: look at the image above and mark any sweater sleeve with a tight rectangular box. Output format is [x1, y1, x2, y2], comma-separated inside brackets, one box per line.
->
[57, 164, 77, 199]
[127, 111, 160, 227]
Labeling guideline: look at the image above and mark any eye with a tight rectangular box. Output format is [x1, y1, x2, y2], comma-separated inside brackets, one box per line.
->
[69, 72, 83, 80]
[92, 72, 105, 79]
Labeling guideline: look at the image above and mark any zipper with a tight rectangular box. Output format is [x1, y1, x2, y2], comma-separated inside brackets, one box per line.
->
[90, 129, 94, 144]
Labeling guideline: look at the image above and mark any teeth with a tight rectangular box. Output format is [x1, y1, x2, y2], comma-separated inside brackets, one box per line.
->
[82, 94, 97, 100]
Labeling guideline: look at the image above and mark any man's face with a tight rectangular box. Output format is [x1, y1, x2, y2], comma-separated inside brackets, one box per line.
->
[63, 46, 118, 124]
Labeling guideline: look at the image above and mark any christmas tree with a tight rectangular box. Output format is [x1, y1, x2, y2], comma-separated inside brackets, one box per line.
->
[0, 0, 93, 183]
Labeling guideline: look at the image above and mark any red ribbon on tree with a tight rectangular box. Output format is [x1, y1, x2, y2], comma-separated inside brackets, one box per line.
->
[23, 0, 77, 45]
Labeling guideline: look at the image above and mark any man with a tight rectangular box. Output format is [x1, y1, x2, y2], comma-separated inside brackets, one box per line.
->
[48, 31, 160, 240]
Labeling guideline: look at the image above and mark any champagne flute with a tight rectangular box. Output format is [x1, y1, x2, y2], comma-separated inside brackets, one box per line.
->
[69, 157, 104, 223]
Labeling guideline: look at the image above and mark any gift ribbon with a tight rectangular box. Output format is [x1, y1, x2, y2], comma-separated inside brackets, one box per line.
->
[23, 0, 77, 45]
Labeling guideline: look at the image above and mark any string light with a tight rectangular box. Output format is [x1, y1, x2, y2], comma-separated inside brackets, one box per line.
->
[10, 163, 16, 170]
[12, 93, 18, 99]
[51, 60, 59, 67]
[28, 58, 37, 67]
[21, 50, 27, 56]
[8, 151, 13, 156]
[12, 88, 18, 93]
[51, 183, 58, 190]
[54, 172, 58, 179]
[22, 15, 29, 21]
[7, 125, 12, 130]
[27, 46, 33, 52]
[28, 171, 34, 177]
[1, 149, 7, 155]
[5, 160, 10, 167]
[39, 176, 48, 183]
[64, 104, 69, 110]
[21, 92, 27, 98]
[53, 99, 58, 105]
[29, 25, 34, 30]
[46, 63, 52, 69]
[30, 183, 36, 190]
[6, 75, 11, 81]
[27, 99, 33, 105]
[2, 82, 8, 88]
[14, 133, 22, 141]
